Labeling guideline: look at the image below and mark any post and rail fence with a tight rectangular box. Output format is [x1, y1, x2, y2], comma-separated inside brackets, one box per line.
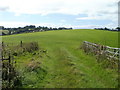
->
[82, 41, 120, 61]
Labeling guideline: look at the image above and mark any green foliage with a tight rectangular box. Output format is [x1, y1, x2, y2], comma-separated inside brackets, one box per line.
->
[11, 42, 39, 56]
[2, 61, 22, 88]
[2, 41, 40, 89]
[22, 59, 47, 88]
[22, 42, 39, 53]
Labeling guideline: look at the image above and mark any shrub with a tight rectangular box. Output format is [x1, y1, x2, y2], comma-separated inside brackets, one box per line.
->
[22, 42, 39, 53]
[12, 42, 39, 56]
[26, 60, 41, 72]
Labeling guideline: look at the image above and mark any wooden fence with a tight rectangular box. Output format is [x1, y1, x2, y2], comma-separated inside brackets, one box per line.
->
[0, 52, 14, 87]
[82, 41, 120, 61]
[0, 43, 2, 89]
[0, 42, 16, 88]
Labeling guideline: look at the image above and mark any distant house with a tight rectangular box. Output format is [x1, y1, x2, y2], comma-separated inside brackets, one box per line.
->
[0, 32, 6, 36]
[2, 32, 6, 35]
[0, 26, 3, 35]
[0, 26, 4, 30]
[0, 26, 2, 30]
[0, 29, 2, 36]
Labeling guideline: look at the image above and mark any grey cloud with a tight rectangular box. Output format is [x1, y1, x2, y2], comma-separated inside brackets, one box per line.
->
[0, 6, 9, 11]
[98, 10, 117, 15]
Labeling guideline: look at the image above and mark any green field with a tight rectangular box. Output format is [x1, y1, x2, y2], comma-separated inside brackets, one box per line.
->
[2, 29, 119, 88]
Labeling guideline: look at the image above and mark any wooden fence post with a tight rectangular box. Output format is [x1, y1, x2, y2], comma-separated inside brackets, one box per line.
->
[8, 52, 11, 87]
[2, 41, 4, 49]
[20, 41, 23, 47]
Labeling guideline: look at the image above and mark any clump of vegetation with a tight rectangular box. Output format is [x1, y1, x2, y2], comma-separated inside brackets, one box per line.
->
[11, 41, 39, 56]
[2, 41, 39, 57]
[2, 41, 42, 89]
[2, 60, 22, 89]
[21, 59, 47, 88]
[26, 59, 41, 72]
[81, 41, 118, 69]
[22, 42, 39, 53]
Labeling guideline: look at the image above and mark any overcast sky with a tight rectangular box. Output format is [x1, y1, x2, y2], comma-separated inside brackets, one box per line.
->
[0, 0, 119, 29]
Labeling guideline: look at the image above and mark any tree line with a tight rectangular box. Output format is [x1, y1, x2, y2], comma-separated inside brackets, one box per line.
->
[1, 25, 119, 36]
[0, 25, 73, 35]
[94, 27, 120, 31]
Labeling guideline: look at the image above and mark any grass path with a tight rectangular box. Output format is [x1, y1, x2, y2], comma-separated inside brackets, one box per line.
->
[41, 47, 117, 88]
[45, 47, 80, 88]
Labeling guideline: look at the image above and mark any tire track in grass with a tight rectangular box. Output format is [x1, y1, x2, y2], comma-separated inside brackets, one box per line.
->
[67, 47, 118, 88]
[50, 47, 83, 88]
[56, 48, 106, 88]
[47, 47, 106, 88]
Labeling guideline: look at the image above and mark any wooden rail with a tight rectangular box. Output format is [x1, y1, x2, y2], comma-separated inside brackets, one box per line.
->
[83, 41, 120, 60]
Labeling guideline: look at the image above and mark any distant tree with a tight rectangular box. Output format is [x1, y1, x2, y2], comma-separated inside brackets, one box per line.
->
[2, 32, 6, 35]
[52, 28, 58, 30]
[104, 27, 109, 30]
[49, 27, 53, 30]
[18, 27, 22, 29]
[58, 27, 66, 30]
[0, 26, 4, 30]
[116, 27, 120, 31]
[8, 30, 12, 35]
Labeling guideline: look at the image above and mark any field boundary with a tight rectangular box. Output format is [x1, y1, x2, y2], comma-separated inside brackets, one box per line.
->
[82, 41, 120, 61]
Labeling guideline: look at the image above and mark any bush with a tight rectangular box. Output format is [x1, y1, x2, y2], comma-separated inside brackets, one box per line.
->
[22, 42, 39, 53]
[12, 42, 39, 56]
[26, 60, 41, 72]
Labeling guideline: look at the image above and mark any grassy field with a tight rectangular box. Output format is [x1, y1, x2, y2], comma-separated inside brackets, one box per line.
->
[2, 29, 119, 88]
